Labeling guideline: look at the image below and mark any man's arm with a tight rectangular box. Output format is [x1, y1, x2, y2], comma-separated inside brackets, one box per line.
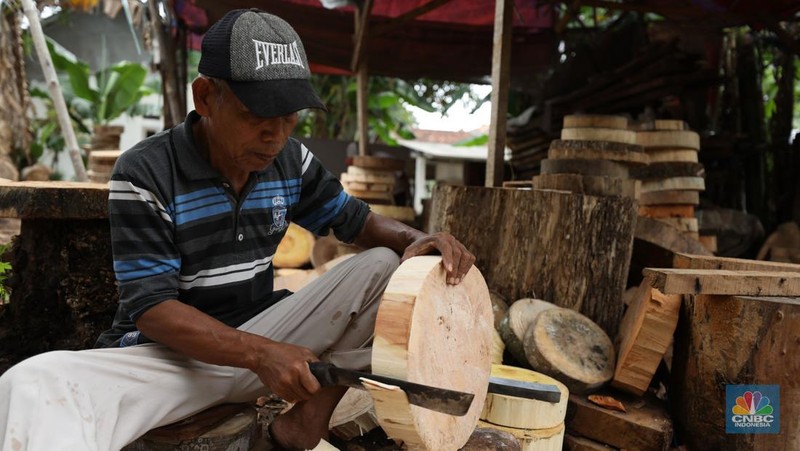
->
[135, 299, 321, 403]
[352, 212, 475, 285]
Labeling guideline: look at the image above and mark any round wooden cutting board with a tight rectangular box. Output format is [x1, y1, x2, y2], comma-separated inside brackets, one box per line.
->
[369, 256, 494, 450]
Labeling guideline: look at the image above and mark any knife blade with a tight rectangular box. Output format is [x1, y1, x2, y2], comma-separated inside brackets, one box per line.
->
[488, 376, 562, 403]
[308, 362, 474, 416]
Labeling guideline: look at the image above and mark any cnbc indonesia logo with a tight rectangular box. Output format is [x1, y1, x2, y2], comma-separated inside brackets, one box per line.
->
[726, 385, 780, 434]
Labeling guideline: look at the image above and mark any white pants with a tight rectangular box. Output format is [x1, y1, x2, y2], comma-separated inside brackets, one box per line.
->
[0, 247, 399, 451]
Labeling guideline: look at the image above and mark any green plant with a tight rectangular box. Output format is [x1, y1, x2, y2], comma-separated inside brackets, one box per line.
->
[0, 244, 12, 305]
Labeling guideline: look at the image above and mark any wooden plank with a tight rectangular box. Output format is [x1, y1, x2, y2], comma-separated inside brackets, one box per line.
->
[486, 0, 512, 187]
[639, 189, 699, 206]
[0, 180, 109, 219]
[654, 119, 686, 131]
[566, 392, 673, 451]
[631, 162, 704, 180]
[644, 268, 800, 296]
[673, 253, 800, 272]
[638, 204, 695, 218]
[563, 114, 628, 130]
[612, 281, 681, 396]
[349, 155, 405, 171]
[540, 158, 630, 178]
[636, 130, 700, 149]
[561, 127, 637, 145]
[548, 143, 648, 165]
[533, 174, 640, 198]
[645, 149, 698, 163]
[641, 177, 705, 193]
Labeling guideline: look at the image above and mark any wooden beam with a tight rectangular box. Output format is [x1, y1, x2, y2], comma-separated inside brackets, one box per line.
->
[644, 268, 800, 296]
[673, 253, 800, 272]
[486, 0, 513, 187]
[352, 0, 374, 157]
[371, 0, 455, 37]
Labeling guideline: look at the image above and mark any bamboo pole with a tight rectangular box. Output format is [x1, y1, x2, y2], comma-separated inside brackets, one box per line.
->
[486, 0, 512, 187]
[20, 0, 88, 181]
[352, 0, 373, 157]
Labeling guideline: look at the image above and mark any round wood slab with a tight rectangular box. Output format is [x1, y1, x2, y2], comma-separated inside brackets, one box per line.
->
[563, 115, 628, 130]
[480, 364, 569, 429]
[371, 256, 493, 450]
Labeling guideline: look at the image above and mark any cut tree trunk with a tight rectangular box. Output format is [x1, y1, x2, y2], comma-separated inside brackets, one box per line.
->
[430, 186, 637, 338]
[671, 295, 800, 450]
[370, 256, 493, 450]
[497, 298, 557, 366]
[480, 364, 569, 430]
[522, 308, 615, 394]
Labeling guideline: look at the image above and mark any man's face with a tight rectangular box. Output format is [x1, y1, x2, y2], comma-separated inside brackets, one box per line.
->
[202, 79, 299, 174]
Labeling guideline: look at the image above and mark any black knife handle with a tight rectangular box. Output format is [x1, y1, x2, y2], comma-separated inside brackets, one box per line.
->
[308, 362, 337, 387]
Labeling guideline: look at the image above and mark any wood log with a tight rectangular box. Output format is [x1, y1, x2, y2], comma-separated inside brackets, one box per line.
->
[548, 140, 647, 165]
[430, 186, 637, 338]
[654, 217, 699, 233]
[639, 189, 699, 205]
[0, 180, 108, 219]
[563, 434, 618, 450]
[273, 223, 315, 268]
[561, 128, 637, 144]
[654, 119, 687, 131]
[330, 388, 379, 441]
[490, 291, 510, 329]
[612, 280, 681, 396]
[563, 115, 628, 130]
[540, 158, 630, 178]
[533, 174, 639, 198]
[673, 253, 800, 272]
[671, 295, 800, 450]
[631, 162, 704, 180]
[498, 299, 558, 366]
[349, 155, 405, 171]
[641, 177, 705, 193]
[566, 392, 672, 451]
[638, 204, 695, 218]
[636, 130, 700, 149]
[645, 149, 698, 163]
[480, 364, 569, 430]
[522, 308, 615, 394]
[476, 421, 565, 451]
[370, 256, 493, 450]
[644, 268, 800, 296]
[460, 427, 521, 451]
[345, 166, 396, 183]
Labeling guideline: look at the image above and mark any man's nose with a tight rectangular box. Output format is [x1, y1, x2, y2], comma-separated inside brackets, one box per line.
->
[258, 117, 284, 140]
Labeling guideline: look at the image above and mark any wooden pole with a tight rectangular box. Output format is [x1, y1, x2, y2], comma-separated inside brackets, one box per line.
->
[352, 0, 373, 157]
[486, 0, 512, 187]
[20, 0, 88, 182]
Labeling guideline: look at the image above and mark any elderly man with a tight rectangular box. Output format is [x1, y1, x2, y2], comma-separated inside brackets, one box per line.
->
[0, 8, 474, 450]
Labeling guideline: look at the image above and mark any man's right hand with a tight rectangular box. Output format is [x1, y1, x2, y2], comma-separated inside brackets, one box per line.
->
[251, 341, 321, 403]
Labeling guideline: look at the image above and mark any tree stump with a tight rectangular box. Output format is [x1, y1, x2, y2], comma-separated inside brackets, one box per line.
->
[429, 185, 637, 338]
[0, 181, 116, 367]
[671, 294, 800, 450]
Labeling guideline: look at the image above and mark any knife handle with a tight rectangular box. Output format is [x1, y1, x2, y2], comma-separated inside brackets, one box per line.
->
[308, 361, 337, 387]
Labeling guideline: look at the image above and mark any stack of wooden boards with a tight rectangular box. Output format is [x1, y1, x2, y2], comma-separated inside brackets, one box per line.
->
[632, 120, 712, 250]
[340, 155, 415, 224]
[87, 150, 122, 183]
[533, 115, 644, 199]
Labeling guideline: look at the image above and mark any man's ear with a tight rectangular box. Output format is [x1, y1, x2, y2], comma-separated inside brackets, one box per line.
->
[192, 77, 214, 117]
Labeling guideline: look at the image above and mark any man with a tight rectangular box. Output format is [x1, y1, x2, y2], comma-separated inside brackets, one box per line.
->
[0, 8, 474, 450]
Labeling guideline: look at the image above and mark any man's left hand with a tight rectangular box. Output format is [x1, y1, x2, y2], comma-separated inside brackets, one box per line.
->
[401, 232, 475, 285]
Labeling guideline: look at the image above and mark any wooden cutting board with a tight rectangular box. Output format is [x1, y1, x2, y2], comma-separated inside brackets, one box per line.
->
[368, 256, 493, 450]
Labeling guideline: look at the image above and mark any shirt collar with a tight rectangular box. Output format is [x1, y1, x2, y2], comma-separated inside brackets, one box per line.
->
[172, 111, 223, 181]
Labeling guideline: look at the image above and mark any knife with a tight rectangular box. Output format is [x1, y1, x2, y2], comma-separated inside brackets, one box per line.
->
[308, 362, 562, 416]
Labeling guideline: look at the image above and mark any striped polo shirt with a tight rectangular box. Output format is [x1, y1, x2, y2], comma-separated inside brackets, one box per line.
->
[95, 111, 369, 348]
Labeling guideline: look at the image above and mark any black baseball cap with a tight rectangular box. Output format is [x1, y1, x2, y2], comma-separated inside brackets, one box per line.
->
[198, 9, 327, 118]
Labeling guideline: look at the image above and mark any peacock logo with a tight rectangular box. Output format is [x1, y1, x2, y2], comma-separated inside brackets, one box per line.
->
[732, 391, 773, 416]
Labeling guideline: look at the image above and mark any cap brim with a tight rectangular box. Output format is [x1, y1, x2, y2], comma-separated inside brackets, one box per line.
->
[226, 78, 327, 118]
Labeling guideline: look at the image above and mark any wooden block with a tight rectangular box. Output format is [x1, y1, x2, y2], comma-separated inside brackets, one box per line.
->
[612, 280, 681, 396]
[533, 174, 640, 198]
[644, 268, 800, 296]
[273, 223, 315, 268]
[0, 180, 109, 219]
[654, 217, 698, 233]
[342, 186, 394, 202]
[673, 253, 800, 272]
[563, 115, 628, 130]
[563, 434, 618, 450]
[636, 130, 700, 150]
[340, 170, 395, 185]
[639, 190, 700, 206]
[641, 177, 705, 193]
[638, 204, 695, 218]
[502, 180, 534, 189]
[654, 119, 687, 131]
[341, 180, 391, 193]
[548, 140, 647, 165]
[498, 298, 558, 365]
[646, 149, 698, 163]
[481, 364, 569, 430]
[540, 158, 630, 178]
[631, 162, 704, 180]
[698, 235, 717, 253]
[368, 204, 415, 223]
[561, 128, 637, 145]
[566, 392, 672, 451]
[349, 155, 405, 171]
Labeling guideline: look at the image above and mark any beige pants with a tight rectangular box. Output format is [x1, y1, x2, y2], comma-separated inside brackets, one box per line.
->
[0, 247, 399, 451]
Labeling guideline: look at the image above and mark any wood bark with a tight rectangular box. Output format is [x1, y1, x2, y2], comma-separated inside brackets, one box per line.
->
[370, 256, 493, 450]
[671, 295, 800, 450]
[635, 130, 700, 149]
[460, 427, 521, 451]
[430, 186, 637, 338]
[563, 115, 628, 130]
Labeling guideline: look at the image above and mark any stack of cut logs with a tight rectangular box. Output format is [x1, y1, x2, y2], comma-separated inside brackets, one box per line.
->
[87, 150, 122, 183]
[533, 115, 645, 199]
[340, 155, 415, 224]
[632, 120, 712, 250]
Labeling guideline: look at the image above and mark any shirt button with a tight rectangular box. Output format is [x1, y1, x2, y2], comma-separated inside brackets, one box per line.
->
[223, 182, 230, 188]
[238, 233, 244, 241]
